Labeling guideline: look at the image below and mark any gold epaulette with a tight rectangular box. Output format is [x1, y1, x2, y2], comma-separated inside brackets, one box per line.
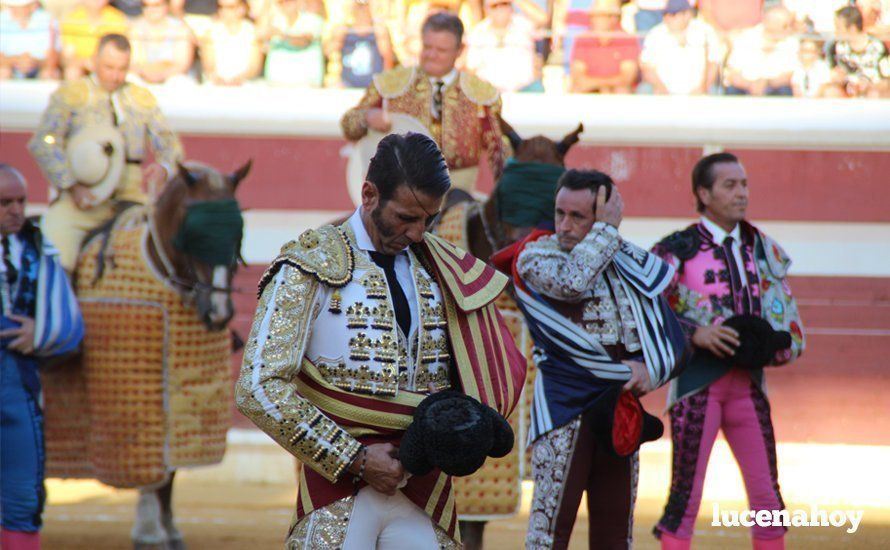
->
[124, 83, 158, 110]
[56, 79, 90, 108]
[459, 72, 500, 107]
[258, 225, 354, 296]
[372, 66, 417, 99]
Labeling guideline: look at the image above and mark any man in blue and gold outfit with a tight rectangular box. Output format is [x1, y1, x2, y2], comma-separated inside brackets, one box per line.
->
[28, 33, 182, 271]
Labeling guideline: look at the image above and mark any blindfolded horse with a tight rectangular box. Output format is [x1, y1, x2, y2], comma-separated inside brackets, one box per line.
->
[41, 161, 250, 550]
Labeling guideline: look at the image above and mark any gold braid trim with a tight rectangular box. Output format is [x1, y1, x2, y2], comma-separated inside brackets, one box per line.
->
[58, 79, 90, 108]
[123, 83, 158, 110]
[296, 358, 422, 431]
[372, 66, 417, 99]
[459, 72, 500, 107]
[258, 225, 354, 296]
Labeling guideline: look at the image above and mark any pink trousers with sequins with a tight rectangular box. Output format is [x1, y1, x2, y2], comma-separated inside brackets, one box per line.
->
[655, 368, 786, 544]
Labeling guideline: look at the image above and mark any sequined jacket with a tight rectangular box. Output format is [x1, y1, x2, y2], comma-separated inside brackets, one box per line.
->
[236, 223, 453, 483]
[28, 77, 183, 191]
[340, 66, 506, 177]
[516, 222, 642, 351]
[652, 221, 805, 404]
[652, 221, 804, 363]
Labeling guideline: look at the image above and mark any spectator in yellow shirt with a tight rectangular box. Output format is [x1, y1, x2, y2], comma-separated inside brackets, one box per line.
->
[60, 0, 129, 79]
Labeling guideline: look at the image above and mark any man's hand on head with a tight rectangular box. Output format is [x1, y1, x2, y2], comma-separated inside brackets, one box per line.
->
[0, 314, 36, 355]
[595, 185, 623, 229]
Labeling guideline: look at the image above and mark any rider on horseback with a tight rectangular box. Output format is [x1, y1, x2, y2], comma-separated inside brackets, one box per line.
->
[28, 33, 182, 272]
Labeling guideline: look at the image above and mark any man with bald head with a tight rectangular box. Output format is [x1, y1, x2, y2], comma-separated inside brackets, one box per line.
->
[1, 164, 83, 550]
[724, 5, 800, 96]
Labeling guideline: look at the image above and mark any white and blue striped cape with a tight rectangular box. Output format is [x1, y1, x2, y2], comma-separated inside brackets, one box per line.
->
[33, 239, 84, 357]
[516, 240, 687, 445]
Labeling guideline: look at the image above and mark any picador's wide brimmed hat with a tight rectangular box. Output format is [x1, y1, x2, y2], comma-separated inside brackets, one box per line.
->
[66, 124, 126, 204]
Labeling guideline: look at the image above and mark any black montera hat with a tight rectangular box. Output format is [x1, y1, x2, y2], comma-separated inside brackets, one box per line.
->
[399, 391, 514, 477]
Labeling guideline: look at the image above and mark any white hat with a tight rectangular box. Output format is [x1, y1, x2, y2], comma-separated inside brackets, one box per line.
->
[66, 124, 126, 204]
[345, 113, 433, 207]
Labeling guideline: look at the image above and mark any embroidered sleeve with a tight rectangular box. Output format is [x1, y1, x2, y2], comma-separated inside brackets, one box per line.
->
[768, 276, 805, 367]
[649, 246, 703, 338]
[340, 82, 383, 141]
[236, 264, 362, 483]
[517, 223, 620, 302]
[28, 88, 77, 190]
[144, 100, 183, 175]
[483, 98, 507, 180]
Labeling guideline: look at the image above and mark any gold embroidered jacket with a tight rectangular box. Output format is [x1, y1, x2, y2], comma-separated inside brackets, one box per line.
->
[236, 222, 454, 483]
[28, 77, 183, 191]
[340, 66, 506, 177]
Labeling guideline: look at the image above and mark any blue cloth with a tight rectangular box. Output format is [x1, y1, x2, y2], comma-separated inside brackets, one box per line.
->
[1, 223, 83, 533]
[1, 353, 44, 532]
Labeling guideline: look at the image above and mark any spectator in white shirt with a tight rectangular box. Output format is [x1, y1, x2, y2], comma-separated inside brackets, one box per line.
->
[792, 36, 831, 97]
[639, 0, 722, 95]
[202, 0, 262, 85]
[465, 0, 540, 92]
[724, 5, 798, 96]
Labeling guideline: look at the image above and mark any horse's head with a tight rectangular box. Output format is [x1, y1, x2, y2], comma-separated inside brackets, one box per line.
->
[478, 120, 585, 252]
[154, 160, 251, 332]
[500, 119, 584, 167]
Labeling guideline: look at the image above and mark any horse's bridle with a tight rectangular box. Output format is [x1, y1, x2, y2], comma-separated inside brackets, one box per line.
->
[147, 210, 241, 298]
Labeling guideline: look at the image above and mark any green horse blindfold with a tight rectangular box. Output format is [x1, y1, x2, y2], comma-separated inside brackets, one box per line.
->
[172, 199, 244, 266]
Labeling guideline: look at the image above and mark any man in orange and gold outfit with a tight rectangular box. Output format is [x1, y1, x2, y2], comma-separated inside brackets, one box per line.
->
[341, 12, 506, 193]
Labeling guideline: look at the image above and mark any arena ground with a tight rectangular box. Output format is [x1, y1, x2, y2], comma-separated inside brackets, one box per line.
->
[42, 462, 890, 549]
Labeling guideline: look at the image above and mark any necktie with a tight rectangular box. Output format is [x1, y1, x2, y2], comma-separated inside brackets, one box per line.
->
[108, 95, 119, 126]
[722, 236, 752, 314]
[368, 251, 412, 339]
[433, 80, 445, 121]
[2, 235, 17, 286]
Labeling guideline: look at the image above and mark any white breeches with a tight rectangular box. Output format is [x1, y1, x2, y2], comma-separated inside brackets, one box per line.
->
[342, 487, 439, 550]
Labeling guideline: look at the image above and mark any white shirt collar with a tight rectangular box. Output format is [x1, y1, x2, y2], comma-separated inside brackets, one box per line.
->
[700, 216, 741, 243]
[0, 232, 23, 275]
[428, 68, 458, 88]
[349, 207, 412, 256]
[349, 208, 377, 252]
